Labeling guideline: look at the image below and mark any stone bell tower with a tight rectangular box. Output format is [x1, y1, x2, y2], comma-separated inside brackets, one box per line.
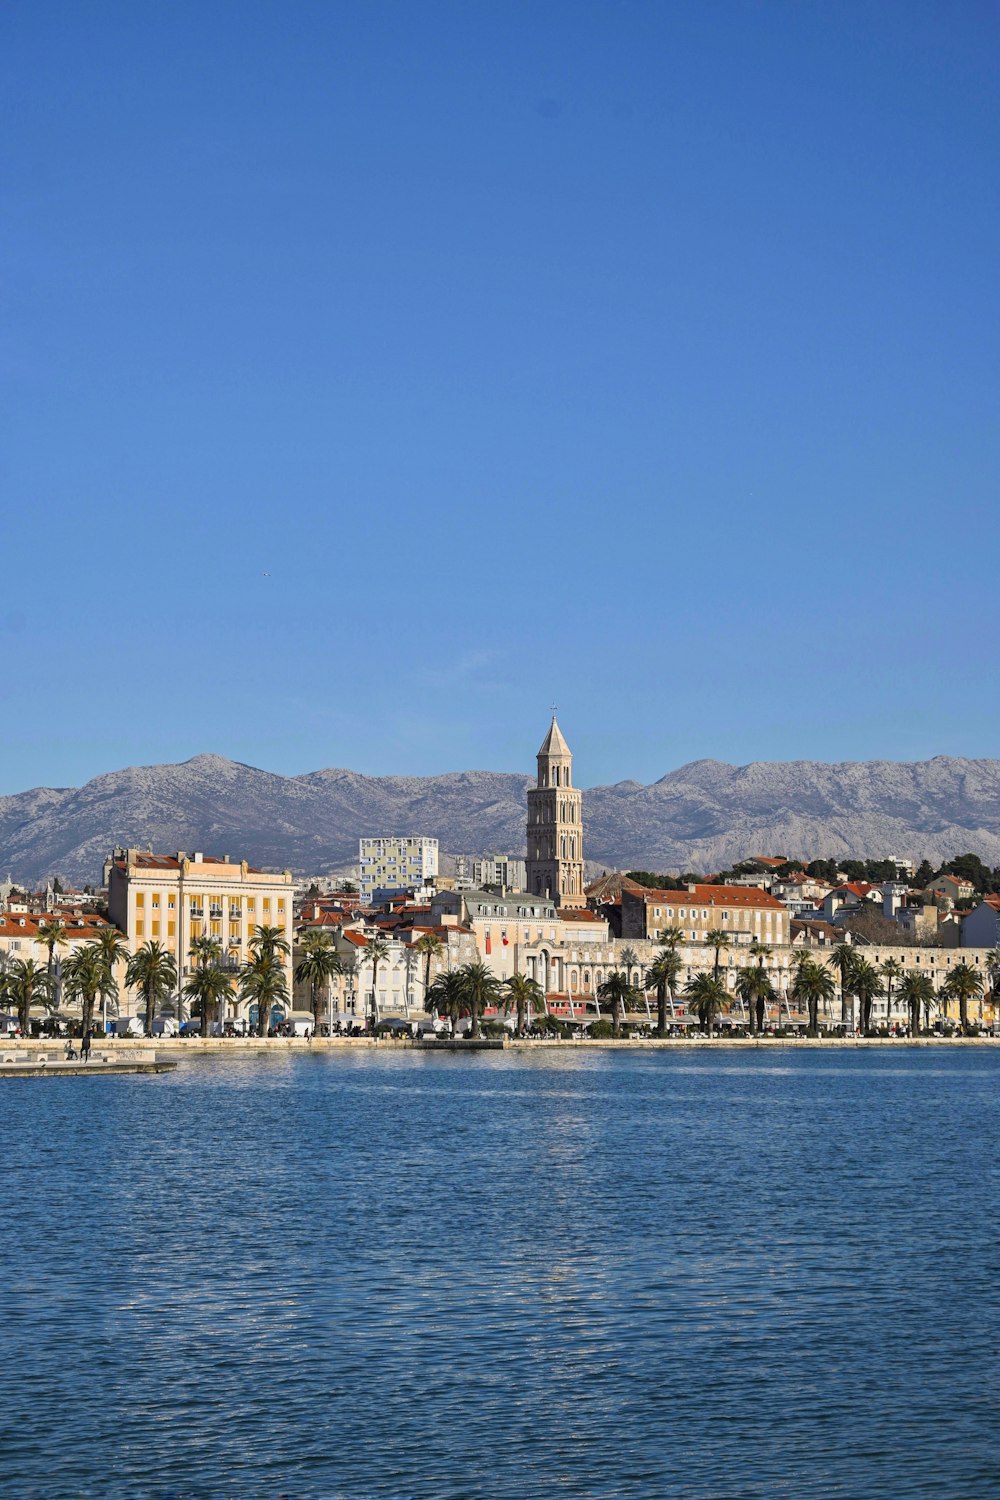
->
[525, 716, 585, 908]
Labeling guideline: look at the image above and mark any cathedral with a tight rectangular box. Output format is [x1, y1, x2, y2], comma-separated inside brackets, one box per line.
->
[525, 716, 585, 908]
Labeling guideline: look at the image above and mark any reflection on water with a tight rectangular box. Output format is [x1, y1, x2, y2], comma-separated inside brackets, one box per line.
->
[1, 1049, 998, 1498]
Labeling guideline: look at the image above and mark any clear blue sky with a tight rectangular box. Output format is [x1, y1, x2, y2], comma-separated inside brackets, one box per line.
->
[3, 0, 997, 793]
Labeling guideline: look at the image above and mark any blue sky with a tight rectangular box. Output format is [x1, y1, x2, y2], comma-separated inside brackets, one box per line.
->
[3, 0, 997, 793]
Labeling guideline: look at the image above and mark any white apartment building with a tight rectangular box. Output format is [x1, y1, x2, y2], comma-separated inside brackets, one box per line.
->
[358, 836, 438, 903]
[470, 854, 528, 891]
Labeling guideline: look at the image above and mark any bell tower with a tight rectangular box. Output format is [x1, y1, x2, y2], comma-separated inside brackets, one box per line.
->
[525, 715, 584, 908]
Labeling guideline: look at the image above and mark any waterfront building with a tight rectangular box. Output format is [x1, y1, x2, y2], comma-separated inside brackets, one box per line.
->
[525, 716, 584, 907]
[0, 909, 125, 1017]
[620, 882, 791, 948]
[358, 836, 438, 904]
[106, 848, 293, 1020]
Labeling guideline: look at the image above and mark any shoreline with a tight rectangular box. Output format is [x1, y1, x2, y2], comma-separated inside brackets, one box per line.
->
[10, 1034, 996, 1058]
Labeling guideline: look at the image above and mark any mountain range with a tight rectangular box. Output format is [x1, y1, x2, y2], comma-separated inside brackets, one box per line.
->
[2, 752, 1000, 887]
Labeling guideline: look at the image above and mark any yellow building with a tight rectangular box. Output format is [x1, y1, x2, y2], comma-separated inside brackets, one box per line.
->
[106, 848, 293, 1021]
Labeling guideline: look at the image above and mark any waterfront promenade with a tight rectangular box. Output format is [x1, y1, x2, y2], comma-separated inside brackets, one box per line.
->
[8, 1032, 995, 1060]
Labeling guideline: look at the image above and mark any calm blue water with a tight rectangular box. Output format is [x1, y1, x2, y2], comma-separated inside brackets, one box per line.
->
[1, 1047, 997, 1499]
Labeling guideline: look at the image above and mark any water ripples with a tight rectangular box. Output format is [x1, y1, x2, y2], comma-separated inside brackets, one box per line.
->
[0, 1049, 997, 1497]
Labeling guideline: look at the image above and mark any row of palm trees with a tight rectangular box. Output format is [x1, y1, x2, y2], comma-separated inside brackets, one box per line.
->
[598, 928, 1000, 1038]
[0, 925, 298, 1040]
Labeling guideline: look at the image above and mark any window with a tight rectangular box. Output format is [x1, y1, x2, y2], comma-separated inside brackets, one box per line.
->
[136, 892, 145, 908]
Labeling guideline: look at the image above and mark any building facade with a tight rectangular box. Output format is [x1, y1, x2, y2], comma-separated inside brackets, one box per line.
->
[470, 853, 528, 892]
[525, 716, 584, 907]
[621, 882, 791, 948]
[106, 848, 294, 1020]
[358, 836, 438, 904]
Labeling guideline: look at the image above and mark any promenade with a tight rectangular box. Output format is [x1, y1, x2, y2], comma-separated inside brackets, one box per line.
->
[10, 1033, 995, 1059]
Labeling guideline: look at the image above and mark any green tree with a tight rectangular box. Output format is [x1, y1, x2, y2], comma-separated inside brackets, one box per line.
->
[791, 957, 836, 1037]
[748, 941, 774, 1026]
[646, 948, 682, 1035]
[898, 970, 934, 1035]
[0, 957, 52, 1034]
[35, 918, 69, 1002]
[830, 943, 857, 1026]
[240, 952, 289, 1037]
[684, 972, 728, 1037]
[851, 957, 884, 1034]
[880, 957, 903, 1029]
[190, 934, 223, 970]
[63, 943, 117, 1037]
[734, 963, 775, 1035]
[704, 927, 729, 981]
[413, 932, 445, 1005]
[92, 926, 130, 1027]
[248, 924, 291, 962]
[597, 970, 640, 1037]
[941, 961, 984, 1032]
[124, 941, 178, 1038]
[500, 972, 545, 1036]
[427, 969, 466, 1034]
[456, 960, 500, 1039]
[184, 963, 233, 1037]
[294, 930, 343, 1034]
[363, 933, 390, 1030]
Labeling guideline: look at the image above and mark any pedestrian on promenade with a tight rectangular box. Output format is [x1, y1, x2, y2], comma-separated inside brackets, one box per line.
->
[81, 1028, 92, 1063]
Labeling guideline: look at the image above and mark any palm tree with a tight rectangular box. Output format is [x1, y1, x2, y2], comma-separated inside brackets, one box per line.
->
[791, 957, 836, 1037]
[124, 941, 178, 1038]
[184, 963, 233, 1038]
[63, 943, 116, 1037]
[363, 933, 390, 1030]
[748, 940, 775, 1027]
[830, 943, 857, 1027]
[190, 934, 223, 970]
[92, 926, 130, 1031]
[413, 932, 445, 1006]
[0, 958, 52, 1034]
[941, 961, 983, 1033]
[646, 948, 682, 1035]
[294, 931, 344, 1035]
[899, 970, 934, 1035]
[500, 972, 545, 1036]
[851, 957, 884, 1034]
[35, 918, 68, 1004]
[684, 972, 728, 1037]
[880, 957, 903, 1030]
[658, 925, 685, 952]
[240, 952, 289, 1037]
[704, 927, 729, 981]
[456, 960, 500, 1039]
[734, 963, 775, 1035]
[986, 949, 1000, 1029]
[619, 945, 639, 984]
[427, 970, 466, 1035]
[597, 970, 639, 1037]
[248, 924, 291, 961]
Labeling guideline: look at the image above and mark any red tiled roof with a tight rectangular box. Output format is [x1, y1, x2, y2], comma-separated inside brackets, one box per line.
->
[632, 883, 786, 912]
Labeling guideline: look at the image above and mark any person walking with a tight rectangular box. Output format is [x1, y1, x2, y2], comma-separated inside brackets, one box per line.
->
[81, 1028, 92, 1064]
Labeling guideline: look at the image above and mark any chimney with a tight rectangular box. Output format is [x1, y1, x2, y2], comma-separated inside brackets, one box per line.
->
[193, 852, 204, 862]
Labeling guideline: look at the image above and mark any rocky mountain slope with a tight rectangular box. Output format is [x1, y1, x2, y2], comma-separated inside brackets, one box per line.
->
[1, 752, 999, 886]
